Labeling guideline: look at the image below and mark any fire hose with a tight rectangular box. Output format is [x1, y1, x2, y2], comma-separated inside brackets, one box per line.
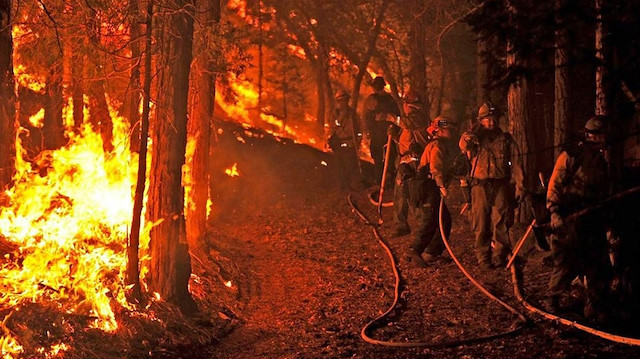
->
[352, 191, 640, 347]
[506, 187, 640, 346]
[348, 193, 528, 348]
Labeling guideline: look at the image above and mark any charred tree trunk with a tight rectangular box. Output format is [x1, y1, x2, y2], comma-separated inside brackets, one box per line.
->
[507, 1, 532, 222]
[147, 0, 195, 308]
[407, 0, 428, 111]
[257, 0, 263, 110]
[87, 15, 113, 153]
[315, 64, 326, 129]
[319, 45, 333, 129]
[186, 0, 221, 254]
[43, 65, 65, 151]
[126, 0, 153, 302]
[554, 0, 570, 158]
[594, 0, 608, 117]
[71, 54, 84, 130]
[126, 0, 143, 152]
[0, 0, 16, 188]
[88, 80, 114, 152]
[351, 0, 388, 108]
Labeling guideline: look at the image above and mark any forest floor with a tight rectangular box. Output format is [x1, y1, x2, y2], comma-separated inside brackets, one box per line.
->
[190, 121, 640, 359]
[3, 120, 640, 358]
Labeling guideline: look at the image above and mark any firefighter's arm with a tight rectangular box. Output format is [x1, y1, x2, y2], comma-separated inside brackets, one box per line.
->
[510, 140, 526, 198]
[546, 151, 570, 214]
[459, 131, 478, 152]
[429, 144, 447, 189]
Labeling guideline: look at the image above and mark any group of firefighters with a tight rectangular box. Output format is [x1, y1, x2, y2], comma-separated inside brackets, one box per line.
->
[327, 76, 635, 324]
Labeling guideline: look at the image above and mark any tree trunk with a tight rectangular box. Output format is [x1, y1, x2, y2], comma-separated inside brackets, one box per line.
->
[126, 0, 154, 302]
[315, 64, 326, 129]
[507, 1, 531, 222]
[88, 79, 114, 153]
[257, 0, 263, 110]
[594, 0, 608, 116]
[0, 0, 16, 188]
[351, 0, 388, 108]
[407, 0, 428, 111]
[554, 0, 570, 158]
[43, 65, 65, 151]
[476, 36, 488, 109]
[186, 0, 220, 254]
[126, 0, 143, 152]
[71, 54, 84, 130]
[147, 0, 195, 308]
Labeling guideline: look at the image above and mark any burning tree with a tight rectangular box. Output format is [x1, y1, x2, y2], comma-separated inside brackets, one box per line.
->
[145, 0, 196, 308]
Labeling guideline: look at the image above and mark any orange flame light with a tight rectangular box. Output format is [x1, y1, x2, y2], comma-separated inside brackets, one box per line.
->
[225, 163, 240, 177]
[0, 98, 141, 355]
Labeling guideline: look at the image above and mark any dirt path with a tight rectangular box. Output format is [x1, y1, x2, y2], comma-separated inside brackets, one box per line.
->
[198, 123, 640, 359]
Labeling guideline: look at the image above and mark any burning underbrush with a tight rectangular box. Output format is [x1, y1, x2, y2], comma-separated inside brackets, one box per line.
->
[0, 115, 238, 357]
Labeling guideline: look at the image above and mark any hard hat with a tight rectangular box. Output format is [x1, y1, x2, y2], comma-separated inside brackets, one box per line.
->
[335, 89, 350, 101]
[477, 101, 497, 120]
[372, 76, 386, 89]
[584, 115, 608, 134]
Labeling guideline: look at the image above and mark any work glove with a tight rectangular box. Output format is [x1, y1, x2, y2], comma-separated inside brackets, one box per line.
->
[550, 212, 563, 230]
[387, 124, 400, 136]
[439, 186, 448, 198]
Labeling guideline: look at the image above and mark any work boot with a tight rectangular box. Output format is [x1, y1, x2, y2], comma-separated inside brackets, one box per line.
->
[479, 260, 495, 270]
[422, 252, 440, 263]
[407, 250, 428, 268]
[493, 256, 507, 268]
[391, 226, 411, 237]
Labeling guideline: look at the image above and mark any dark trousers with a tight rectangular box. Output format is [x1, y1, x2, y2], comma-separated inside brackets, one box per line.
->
[368, 121, 396, 186]
[411, 183, 451, 256]
[470, 179, 513, 263]
[334, 145, 358, 189]
[548, 212, 611, 309]
[393, 169, 410, 230]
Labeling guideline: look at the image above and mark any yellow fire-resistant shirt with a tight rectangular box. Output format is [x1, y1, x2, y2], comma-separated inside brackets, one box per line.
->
[459, 128, 525, 195]
[418, 137, 460, 188]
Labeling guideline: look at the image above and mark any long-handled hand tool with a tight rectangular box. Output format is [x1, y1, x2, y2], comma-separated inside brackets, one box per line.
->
[506, 219, 536, 269]
[377, 133, 393, 224]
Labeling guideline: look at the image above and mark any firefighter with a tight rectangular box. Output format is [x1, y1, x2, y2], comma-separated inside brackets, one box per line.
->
[407, 116, 460, 267]
[363, 76, 401, 187]
[544, 116, 613, 321]
[459, 102, 525, 269]
[328, 90, 362, 190]
[389, 90, 434, 237]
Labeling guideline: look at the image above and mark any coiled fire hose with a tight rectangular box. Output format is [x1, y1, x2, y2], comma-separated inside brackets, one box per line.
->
[348, 194, 528, 347]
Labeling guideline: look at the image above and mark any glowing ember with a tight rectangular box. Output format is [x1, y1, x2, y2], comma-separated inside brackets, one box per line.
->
[225, 280, 232, 288]
[27, 108, 44, 128]
[320, 161, 327, 166]
[225, 163, 240, 177]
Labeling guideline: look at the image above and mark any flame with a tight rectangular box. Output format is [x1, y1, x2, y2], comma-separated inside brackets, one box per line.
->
[28, 108, 45, 128]
[12, 24, 46, 94]
[216, 74, 323, 150]
[224, 280, 232, 288]
[0, 97, 140, 343]
[224, 163, 240, 177]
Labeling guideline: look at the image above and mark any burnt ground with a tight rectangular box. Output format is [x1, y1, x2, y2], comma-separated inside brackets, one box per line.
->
[193, 121, 640, 359]
[3, 121, 639, 358]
